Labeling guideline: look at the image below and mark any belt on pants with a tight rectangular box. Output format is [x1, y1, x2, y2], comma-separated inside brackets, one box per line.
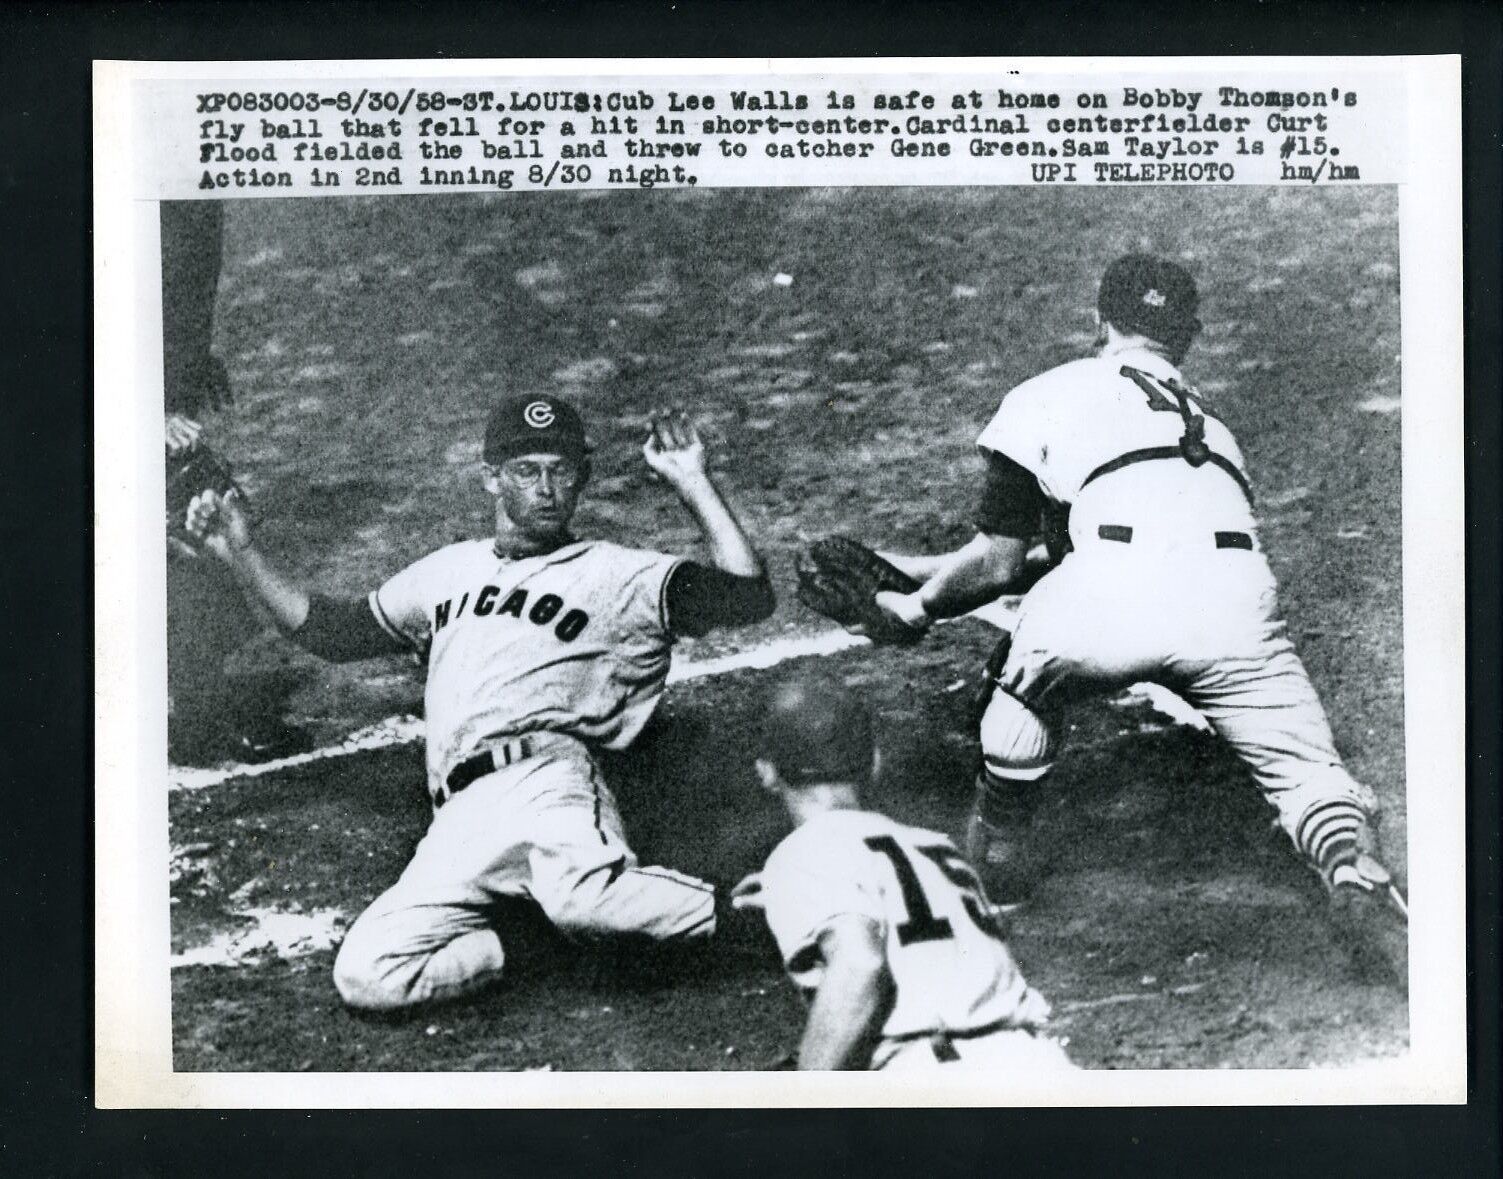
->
[879, 1015, 1030, 1065]
[1097, 523, 1254, 550]
[441, 735, 539, 805]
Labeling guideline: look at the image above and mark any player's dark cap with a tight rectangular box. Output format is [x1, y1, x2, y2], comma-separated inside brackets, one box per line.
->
[483, 394, 592, 465]
[757, 674, 875, 786]
[1097, 254, 1202, 345]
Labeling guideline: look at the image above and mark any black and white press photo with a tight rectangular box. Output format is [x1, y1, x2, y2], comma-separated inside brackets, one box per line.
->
[94, 57, 1465, 1107]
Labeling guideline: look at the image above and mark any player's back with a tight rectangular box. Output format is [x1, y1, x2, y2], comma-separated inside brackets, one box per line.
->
[979, 347, 1256, 545]
[759, 809, 1045, 1042]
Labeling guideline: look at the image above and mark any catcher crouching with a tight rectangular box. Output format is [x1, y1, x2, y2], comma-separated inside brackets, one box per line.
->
[795, 254, 1407, 988]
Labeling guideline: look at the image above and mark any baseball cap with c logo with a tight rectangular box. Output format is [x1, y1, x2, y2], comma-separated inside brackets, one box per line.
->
[483, 394, 591, 464]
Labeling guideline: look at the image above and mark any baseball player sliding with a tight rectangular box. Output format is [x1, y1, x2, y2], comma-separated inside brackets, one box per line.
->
[862, 254, 1406, 975]
[732, 675, 1073, 1071]
[185, 395, 774, 1011]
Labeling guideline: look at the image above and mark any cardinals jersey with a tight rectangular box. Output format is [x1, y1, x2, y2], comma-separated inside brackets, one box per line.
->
[758, 809, 1050, 1043]
[977, 344, 1256, 547]
[369, 538, 681, 792]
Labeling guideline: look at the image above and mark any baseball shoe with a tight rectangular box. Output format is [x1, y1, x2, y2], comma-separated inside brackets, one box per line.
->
[1325, 852, 1409, 991]
[964, 812, 1042, 910]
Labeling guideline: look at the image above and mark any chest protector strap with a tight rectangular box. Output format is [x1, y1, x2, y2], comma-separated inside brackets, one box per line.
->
[1080, 445, 1254, 506]
[1083, 365, 1255, 506]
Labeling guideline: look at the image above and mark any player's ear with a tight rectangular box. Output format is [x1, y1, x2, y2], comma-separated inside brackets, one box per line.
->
[752, 757, 782, 794]
[481, 464, 502, 495]
[868, 747, 883, 789]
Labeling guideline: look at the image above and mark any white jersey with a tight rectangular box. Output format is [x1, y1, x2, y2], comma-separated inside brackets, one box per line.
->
[369, 538, 681, 792]
[758, 809, 1049, 1044]
[977, 344, 1256, 548]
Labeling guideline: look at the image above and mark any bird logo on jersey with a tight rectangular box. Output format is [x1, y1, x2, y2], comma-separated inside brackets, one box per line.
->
[523, 400, 557, 429]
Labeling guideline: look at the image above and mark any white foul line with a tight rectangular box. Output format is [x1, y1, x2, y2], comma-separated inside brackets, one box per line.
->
[167, 602, 1021, 792]
[166, 593, 1207, 793]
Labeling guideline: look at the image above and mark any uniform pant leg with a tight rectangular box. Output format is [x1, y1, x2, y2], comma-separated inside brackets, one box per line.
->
[335, 748, 719, 1011]
[1182, 637, 1378, 871]
[980, 554, 1167, 787]
[525, 751, 717, 943]
[333, 783, 526, 1012]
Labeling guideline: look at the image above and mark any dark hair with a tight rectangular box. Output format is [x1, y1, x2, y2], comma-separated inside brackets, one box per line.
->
[757, 675, 875, 786]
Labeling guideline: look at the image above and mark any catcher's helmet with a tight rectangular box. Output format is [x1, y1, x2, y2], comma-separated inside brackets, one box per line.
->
[1097, 254, 1202, 352]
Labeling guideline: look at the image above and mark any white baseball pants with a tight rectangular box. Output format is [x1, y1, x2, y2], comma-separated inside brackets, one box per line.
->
[334, 735, 715, 1011]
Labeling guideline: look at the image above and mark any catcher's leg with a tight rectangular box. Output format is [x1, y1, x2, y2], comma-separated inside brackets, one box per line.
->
[968, 634, 1058, 903]
[527, 756, 716, 944]
[1186, 648, 1407, 986]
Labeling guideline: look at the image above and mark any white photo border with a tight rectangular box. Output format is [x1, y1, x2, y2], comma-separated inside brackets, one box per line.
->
[93, 55, 1465, 1109]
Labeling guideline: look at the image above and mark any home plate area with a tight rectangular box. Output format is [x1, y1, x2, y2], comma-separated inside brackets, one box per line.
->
[169, 620, 1404, 1073]
[168, 186, 1405, 1071]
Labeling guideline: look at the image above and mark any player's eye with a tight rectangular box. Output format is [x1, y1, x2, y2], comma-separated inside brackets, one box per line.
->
[503, 460, 580, 488]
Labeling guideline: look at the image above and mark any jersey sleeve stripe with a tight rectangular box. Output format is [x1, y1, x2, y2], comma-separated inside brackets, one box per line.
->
[367, 589, 413, 647]
[657, 556, 684, 634]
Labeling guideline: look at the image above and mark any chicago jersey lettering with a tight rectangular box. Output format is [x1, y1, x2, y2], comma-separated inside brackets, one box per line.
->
[369, 538, 681, 794]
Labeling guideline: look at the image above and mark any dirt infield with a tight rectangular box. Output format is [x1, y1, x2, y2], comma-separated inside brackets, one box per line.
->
[168, 185, 1404, 1071]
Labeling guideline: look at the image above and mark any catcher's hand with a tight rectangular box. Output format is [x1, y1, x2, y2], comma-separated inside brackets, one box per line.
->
[795, 536, 928, 645]
[166, 441, 245, 555]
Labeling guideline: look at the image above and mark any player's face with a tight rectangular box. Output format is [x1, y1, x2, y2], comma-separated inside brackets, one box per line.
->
[486, 452, 588, 540]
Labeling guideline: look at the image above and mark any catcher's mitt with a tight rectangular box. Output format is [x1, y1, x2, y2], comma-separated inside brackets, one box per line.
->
[165, 440, 243, 551]
[795, 536, 926, 645]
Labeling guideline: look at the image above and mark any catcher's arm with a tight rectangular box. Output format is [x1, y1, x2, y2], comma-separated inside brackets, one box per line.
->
[874, 549, 952, 582]
[876, 447, 1044, 626]
[878, 532, 1030, 626]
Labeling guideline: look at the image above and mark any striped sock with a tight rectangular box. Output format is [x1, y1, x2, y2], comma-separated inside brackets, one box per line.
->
[1294, 799, 1367, 880]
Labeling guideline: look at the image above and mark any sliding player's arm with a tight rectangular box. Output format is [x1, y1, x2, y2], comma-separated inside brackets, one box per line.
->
[184, 489, 410, 662]
[644, 411, 776, 636]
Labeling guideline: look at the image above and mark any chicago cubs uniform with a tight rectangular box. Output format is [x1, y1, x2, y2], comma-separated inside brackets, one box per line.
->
[188, 393, 775, 1013]
[757, 808, 1072, 1071]
[961, 257, 1399, 922]
[370, 538, 685, 799]
[332, 538, 716, 1010]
